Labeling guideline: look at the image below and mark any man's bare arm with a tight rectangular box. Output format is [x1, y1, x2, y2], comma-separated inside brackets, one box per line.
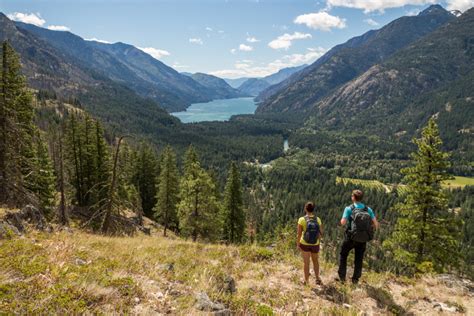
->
[372, 218, 379, 230]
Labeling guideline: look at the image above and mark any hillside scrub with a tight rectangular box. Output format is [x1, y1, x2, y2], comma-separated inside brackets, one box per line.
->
[1, 229, 473, 314]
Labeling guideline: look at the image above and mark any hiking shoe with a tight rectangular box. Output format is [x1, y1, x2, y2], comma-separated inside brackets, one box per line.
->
[335, 277, 345, 283]
[351, 279, 359, 285]
[316, 278, 323, 286]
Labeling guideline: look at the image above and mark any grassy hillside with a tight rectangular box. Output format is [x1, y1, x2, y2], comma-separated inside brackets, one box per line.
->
[1, 228, 472, 314]
[443, 176, 474, 188]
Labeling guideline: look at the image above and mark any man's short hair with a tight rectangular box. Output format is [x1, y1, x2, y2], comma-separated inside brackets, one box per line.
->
[352, 189, 364, 201]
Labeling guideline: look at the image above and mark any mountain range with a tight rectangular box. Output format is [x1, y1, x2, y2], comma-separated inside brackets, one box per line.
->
[310, 6, 474, 141]
[0, 12, 183, 138]
[187, 72, 247, 100]
[224, 64, 307, 96]
[256, 5, 456, 113]
[1, 4, 472, 157]
[12, 21, 248, 112]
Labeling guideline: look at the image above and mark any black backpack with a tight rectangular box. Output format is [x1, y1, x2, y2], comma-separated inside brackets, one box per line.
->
[348, 205, 374, 243]
[303, 215, 320, 244]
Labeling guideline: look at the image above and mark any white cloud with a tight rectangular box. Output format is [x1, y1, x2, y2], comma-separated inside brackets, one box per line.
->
[47, 25, 71, 31]
[210, 47, 327, 78]
[230, 48, 237, 54]
[406, 8, 421, 15]
[326, 0, 437, 13]
[446, 0, 474, 12]
[189, 38, 204, 45]
[239, 44, 254, 51]
[364, 18, 379, 26]
[85, 38, 112, 44]
[294, 11, 346, 31]
[205, 27, 213, 31]
[137, 47, 170, 60]
[172, 62, 190, 70]
[246, 36, 260, 43]
[268, 32, 312, 50]
[7, 12, 46, 26]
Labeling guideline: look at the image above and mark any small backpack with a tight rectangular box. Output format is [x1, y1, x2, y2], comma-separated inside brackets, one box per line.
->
[303, 215, 320, 244]
[348, 205, 374, 243]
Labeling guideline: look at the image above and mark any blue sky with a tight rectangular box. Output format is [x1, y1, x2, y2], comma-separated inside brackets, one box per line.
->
[2, 0, 472, 78]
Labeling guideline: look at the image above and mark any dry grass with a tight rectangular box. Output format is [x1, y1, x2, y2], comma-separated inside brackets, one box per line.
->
[0, 230, 472, 315]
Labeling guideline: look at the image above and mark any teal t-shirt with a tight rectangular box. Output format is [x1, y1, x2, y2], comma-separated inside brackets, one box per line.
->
[342, 203, 375, 220]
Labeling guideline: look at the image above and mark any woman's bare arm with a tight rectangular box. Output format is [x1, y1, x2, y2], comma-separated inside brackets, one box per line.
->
[297, 224, 303, 247]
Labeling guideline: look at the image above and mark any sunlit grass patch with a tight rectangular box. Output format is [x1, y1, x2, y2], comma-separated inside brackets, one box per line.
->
[442, 176, 474, 188]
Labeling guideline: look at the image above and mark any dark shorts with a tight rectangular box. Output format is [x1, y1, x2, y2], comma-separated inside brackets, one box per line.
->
[299, 244, 320, 253]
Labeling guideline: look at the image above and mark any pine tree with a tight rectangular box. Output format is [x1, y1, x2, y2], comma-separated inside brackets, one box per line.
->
[154, 146, 179, 236]
[101, 136, 124, 234]
[133, 143, 159, 218]
[184, 145, 198, 175]
[57, 126, 68, 226]
[117, 143, 141, 222]
[66, 114, 86, 206]
[29, 131, 56, 218]
[0, 42, 58, 215]
[92, 121, 111, 210]
[0, 41, 35, 206]
[384, 119, 462, 273]
[65, 115, 111, 215]
[177, 148, 221, 242]
[222, 162, 245, 243]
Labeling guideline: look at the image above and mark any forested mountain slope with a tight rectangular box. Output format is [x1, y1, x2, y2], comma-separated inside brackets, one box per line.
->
[190, 73, 246, 99]
[0, 13, 178, 136]
[307, 7, 474, 155]
[256, 5, 455, 113]
[237, 64, 307, 96]
[238, 78, 271, 97]
[14, 21, 229, 112]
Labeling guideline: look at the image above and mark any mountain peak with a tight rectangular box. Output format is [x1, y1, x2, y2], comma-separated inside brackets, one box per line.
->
[419, 4, 449, 16]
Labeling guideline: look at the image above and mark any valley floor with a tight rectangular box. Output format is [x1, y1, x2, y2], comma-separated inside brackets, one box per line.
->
[0, 228, 473, 315]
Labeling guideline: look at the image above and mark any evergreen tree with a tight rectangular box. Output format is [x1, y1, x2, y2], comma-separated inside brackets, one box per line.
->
[29, 131, 56, 218]
[0, 41, 35, 206]
[384, 119, 462, 273]
[133, 144, 158, 218]
[184, 145, 198, 174]
[460, 195, 474, 278]
[93, 121, 111, 210]
[57, 126, 68, 226]
[0, 42, 58, 216]
[177, 148, 221, 242]
[154, 146, 179, 236]
[117, 143, 141, 222]
[222, 162, 245, 243]
[65, 114, 111, 212]
[66, 114, 86, 206]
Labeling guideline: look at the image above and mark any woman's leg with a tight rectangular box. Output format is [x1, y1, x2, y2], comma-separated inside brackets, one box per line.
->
[310, 252, 320, 281]
[301, 251, 311, 284]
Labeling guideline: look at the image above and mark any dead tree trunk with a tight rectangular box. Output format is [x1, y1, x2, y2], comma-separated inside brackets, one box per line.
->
[101, 136, 125, 234]
[58, 128, 68, 226]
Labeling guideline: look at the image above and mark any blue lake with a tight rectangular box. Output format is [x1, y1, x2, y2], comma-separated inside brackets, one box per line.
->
[171, 97, 256, 123]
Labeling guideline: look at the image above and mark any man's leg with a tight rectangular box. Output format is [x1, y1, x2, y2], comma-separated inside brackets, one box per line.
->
[338, 239, 353, 281]
[352, 242, 367, 283]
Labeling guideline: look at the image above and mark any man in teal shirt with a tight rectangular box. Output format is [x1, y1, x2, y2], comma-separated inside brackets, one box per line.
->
[337, 189, 379, 284]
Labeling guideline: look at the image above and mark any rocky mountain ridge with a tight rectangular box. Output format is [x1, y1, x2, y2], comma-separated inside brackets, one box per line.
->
[256, 5, 455, 113]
